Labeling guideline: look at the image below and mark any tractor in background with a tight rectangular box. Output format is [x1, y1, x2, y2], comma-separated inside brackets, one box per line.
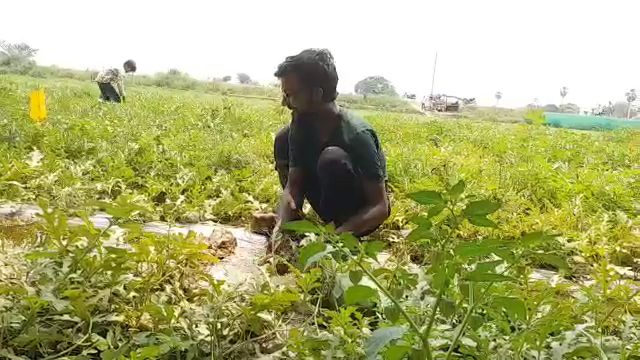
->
[421, 94, 476, 112]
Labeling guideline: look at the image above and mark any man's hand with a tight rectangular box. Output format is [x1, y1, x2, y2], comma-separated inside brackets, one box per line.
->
[275, 189, 300, 233]
[274, 168, 304, 236]
[335, 179, 389, 236]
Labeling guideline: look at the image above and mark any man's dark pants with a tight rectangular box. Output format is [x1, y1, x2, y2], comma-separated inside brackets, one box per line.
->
[98, 82, 121, 103]
[274, 125, 369, 229]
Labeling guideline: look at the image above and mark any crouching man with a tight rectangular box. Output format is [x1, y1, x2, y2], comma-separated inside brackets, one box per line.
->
[273, 49, 390, 237]
[95, 59, 136, 103]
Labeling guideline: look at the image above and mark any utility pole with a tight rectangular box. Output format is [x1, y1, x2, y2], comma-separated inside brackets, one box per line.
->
[430, 52, 438, 97]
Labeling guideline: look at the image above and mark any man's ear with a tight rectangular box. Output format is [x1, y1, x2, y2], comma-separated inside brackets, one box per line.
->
[312, 88, 324, 102]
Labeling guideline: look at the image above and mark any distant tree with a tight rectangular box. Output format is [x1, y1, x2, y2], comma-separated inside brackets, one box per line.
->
[625, 89, 637, 119]
[167, 68, 183, 76]
[613, 101, 628, 118]
[494, 91, 503, 107]
[559, 103, 580, 114]
[354, 76, 397, 97]
[237, 73, 252, 84]
[0, 40, 38, 75]
[222, 75, 232, 82]
[594, 102, 615, 116]
[0, 40, 38, 67]
[560, 86, 568, 104]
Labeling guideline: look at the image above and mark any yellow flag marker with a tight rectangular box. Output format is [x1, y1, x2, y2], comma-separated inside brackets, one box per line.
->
[29, 88, 47, 123]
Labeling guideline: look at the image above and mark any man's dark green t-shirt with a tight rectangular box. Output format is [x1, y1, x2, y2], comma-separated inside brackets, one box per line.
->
[288, 108, 387, 182]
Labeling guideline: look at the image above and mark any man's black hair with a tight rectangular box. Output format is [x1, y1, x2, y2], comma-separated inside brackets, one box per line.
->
[124, 59, 137, 72]
[274, 49, 338, 102]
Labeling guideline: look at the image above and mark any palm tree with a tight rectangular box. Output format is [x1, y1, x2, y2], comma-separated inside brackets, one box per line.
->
[495, 91, 503, 107]
[560, 86, 568, 104]
[625, 89, 637, 119]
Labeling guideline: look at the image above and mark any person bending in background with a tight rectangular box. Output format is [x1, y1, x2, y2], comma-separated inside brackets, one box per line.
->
[95, 60, 136, 103]
[273, 49, 390, 237]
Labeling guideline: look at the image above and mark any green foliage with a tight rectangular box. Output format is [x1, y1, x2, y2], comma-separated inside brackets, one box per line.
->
[524, 108, 546, 125]
[344, 285, 378, 306]
[355, 75, 397, 97]
[0, 40, 38, 76]
[283, 182, 640, 359]
[236, 72, 252, 85]
[1, 73, 639, 359]
[0, 206, 282, 359]
[407, 190, 444, 206]
[298, 241, 334, 269]
[365, 326, 407, 360]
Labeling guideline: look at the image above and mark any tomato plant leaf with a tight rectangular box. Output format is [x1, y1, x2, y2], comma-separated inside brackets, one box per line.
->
[454, 239, 508, 258]
[384, 345, 412, 360]
[383, 305, 400, 323]
[409, 215, 432, 228]
[373, 268, 393, 278]
[448, 179, 466, 200]
[467, 215, 498, 228]
[339, 232, 359, 251]
[406, 225, 433, 242]
[538, 253, 569, 271]
[475, 260, 505, 273]
[363, 240, 385, 260]
[493, 247, 516, 263]
[407, 191, 444, 206]
[463, 200, 501, 216]
[520, 231, 557, 247]
[427, 204, 446, 218]
[282, 220, 321, 234]
[298, 242, 330, 269]
[493, 296, 527, 321]
[324, 222, 336, 233]
[365, 326, 407, 360]
[439, 298, 457, 318]
[349, 270, 363, 285]
[344, 284, 378, 305]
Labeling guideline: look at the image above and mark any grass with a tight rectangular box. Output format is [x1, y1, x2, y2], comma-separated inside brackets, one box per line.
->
[1, 64, 419, 114]
[1, 73, 639, 358]
[2, 74, 637, 260]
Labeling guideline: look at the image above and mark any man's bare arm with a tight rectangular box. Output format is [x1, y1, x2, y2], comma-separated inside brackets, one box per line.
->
[336, 179, 389, 236]
[277, 167, 305, 225]
[116, 79, 125, 99]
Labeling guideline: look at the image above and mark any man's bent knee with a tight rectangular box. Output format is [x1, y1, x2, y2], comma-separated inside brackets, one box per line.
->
[274, 126, 290, 187]
[274, 126, 290, 165]
[274, 125, 290, 156]
[317, 146, 351, 174]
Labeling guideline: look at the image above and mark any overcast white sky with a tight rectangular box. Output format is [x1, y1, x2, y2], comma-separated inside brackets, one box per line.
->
[2, 0, 638, 108]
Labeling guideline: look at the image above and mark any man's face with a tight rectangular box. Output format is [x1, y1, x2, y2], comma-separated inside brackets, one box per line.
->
[280, 73, 314, 113]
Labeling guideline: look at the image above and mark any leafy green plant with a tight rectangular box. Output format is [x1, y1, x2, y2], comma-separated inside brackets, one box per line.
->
[1, 73, 639, 359]
[0, 202, 289, 359]
[523, 108, 546, 125]
[282, 181, 639, 359]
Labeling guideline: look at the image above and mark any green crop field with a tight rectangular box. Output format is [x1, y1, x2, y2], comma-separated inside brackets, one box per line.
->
[1, 74, 639, 359]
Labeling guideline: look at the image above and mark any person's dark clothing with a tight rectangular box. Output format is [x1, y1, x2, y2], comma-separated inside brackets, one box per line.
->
[274, 108, 388, 229]
[98, 82, 122, 103]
